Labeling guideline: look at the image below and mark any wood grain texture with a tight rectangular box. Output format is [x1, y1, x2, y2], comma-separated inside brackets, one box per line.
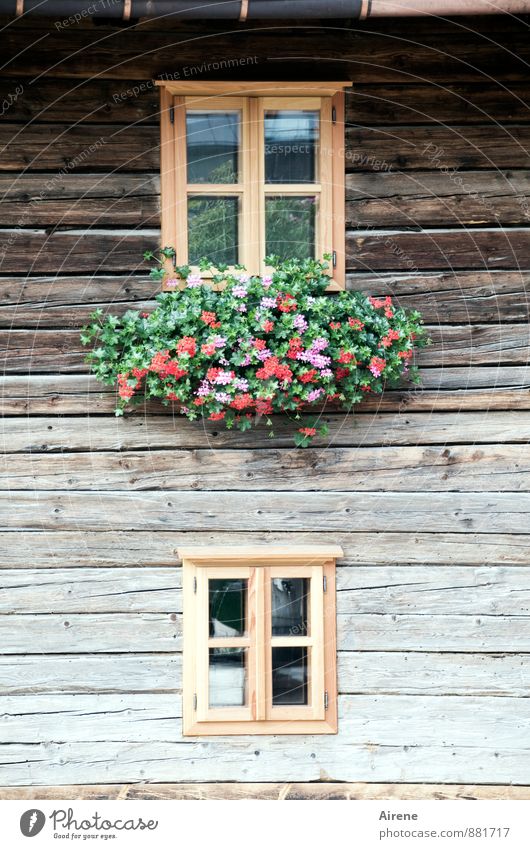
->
[3, 445, 530, 492]
[0, 174, 160, 228]
[346, 171, 530, 228]
[2, 270, 529, 327]
[1, 696, 529, 784]
[2, 612, 528, 653]
[0, 491, 528, 532]
[0, 531, 527, 567]
[0, 124, 158, 171]
[2, 564, 529, 616]
[347, 271, 530, 323]
[347, 228, 530, 272]
[345, 125, 530, 172]
[2, 370, 529, 414]
[1, 18, 529, 82]
[3, 322, 530, 373]
[1, 652, 527, 698]
[1, 782, 529, 800]
[2, 412, 529, 451]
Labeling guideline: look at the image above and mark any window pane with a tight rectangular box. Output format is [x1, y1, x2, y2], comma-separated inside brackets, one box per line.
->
[186, 111, 240, 184]
[209, 578, 247, 638]
[264, 110, 319, 183]
[271, 578, 309, 636]
[188, 196, 239, 266]
[209, 648, 247, 707]
[265, 195, 316, 262]
[272, 647, 308, 705]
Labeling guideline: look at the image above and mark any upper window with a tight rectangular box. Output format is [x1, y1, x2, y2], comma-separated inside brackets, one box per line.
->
[157, 81, 349, 287]
[180, 545, 342, 736]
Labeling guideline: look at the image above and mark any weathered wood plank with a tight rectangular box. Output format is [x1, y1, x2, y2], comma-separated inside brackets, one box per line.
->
[3, 270, 529, 327]
[0, 232, 157, 275]
[1, 652, 526, 698]
[7, 322, 530, 372]
[3, 324, 529, 372]
[347, 271, 530, 323]
[0, 275, 158, 307]
[0, 568, 181, 613]
[336, 566, 530, 615]
[2, 228, 530, 274]
[0, 491, 527, 533]
[2, 18, 529, 82]
[2, 412, 529, 451]
[3, 565, 529, 615]
[0, 612, 528, 653]
[1, 694, 528, 747]
[0, 174, 159, 228]
[345, 125, 530, 171]
[0, 614, 181, 653]
[0, 654, 180, 695]
[1, 782, 529, 800]
[0, 78, 159, 124]
[338, 615, 530, 652]
[346, 171, 530, 228]
[3, 370, 529, 414]
[0, 531, 527, 568]
[1, 697, 529, 784]
[3, 445, 530, 492]
[339, 653, 530, 697]
[0, 124, 158, 171]
[348, 228, 530, 272]
[347, 84, 530, 126]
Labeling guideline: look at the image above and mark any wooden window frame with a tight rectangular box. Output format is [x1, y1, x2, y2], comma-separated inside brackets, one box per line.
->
[157, 81, 349, 289]
[180, 545, 342, 736]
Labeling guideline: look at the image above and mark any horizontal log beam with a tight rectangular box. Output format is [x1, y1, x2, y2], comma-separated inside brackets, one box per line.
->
[0, 491, 528, 532]
[0, 782, 528, 800]
[1, 652, 528, 698]
[0, 531, 526, 568]
[2, 411, 529, 451]
[2, 445, 530, 492]
[2, 369, 529, 414]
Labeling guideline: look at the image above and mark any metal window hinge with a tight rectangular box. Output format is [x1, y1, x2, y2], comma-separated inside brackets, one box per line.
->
[332, 106, 336, 124]
[193, 693, 197, 711]
[332, 250, 337, 268]
[169, 105, 175, 124]
[323, 575, 327, 593]
[324, 690, 329, 711]
[193, 576, 197, 593]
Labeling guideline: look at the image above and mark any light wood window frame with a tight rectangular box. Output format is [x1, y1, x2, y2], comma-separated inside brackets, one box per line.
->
[157, 81, 349, 289]
[180, 545, 342, 736]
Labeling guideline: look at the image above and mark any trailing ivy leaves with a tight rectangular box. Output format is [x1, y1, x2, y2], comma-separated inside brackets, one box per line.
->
[81, 253, 428, 446]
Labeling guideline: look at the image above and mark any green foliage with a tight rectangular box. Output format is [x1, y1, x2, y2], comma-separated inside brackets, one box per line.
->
[82, 253, 428, 445]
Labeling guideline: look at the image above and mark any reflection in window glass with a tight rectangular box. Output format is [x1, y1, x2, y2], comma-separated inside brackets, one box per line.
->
[271, 578, 309, 636]
[186, 111, 240, 184]
[265, 195, 316, 262]
[264, 110, 319, 184]
[209, 648, 247, 707]
[209, 579, 247, 638]
[188, 195, 239, 266]
[272, 647, 309, 705]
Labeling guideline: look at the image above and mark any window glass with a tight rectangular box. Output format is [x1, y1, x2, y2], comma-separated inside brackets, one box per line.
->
[209, 648, 247, 707]
[272, 647, 309, 705]
[188, 195, 239, 265]
[265, 195, 317, 261]
[264, 110, 319, 183]
[209, 578, 247, 638]
[271, 578, 309, 636]
[186, 111, 240, 183]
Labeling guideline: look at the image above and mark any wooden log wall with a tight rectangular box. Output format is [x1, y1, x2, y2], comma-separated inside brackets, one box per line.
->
[0, 13, 529, 791]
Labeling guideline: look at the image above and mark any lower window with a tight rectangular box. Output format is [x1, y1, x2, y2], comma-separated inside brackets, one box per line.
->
[180, 546, 342, 735]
